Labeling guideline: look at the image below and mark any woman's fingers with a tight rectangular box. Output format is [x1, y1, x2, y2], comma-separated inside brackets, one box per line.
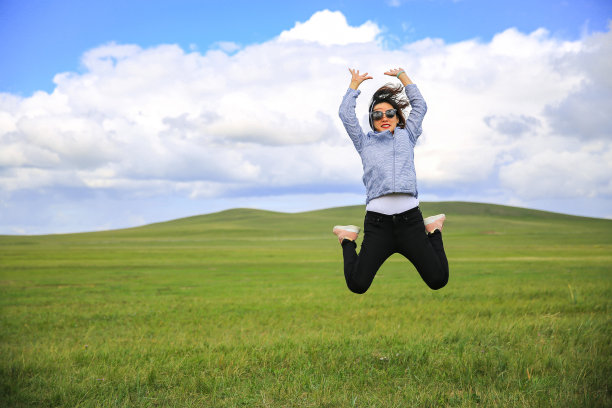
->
[352, 67, 405, 77]
[349, 68, 372, 82]
[384, 67, 405, 76]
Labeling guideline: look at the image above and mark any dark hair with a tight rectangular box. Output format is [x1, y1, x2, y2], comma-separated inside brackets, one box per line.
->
[368, 84, 410, 131]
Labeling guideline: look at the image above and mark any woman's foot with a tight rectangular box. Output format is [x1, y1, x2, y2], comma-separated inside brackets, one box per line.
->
[332, 225, 360, 244]
[424, 214, 445, 234]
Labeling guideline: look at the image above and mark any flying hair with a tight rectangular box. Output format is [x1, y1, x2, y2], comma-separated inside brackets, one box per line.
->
[368, 84, 410, 131]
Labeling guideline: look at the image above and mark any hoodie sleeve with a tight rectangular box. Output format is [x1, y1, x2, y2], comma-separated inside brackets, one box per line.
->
[338, 88, 366, 153]
[404, 84, 427, 144]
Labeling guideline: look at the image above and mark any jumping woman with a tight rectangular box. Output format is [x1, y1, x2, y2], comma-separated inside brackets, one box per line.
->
[333, 67, 449, 294]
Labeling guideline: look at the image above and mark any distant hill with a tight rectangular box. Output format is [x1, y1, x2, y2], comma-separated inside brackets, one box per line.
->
[136, 201, 602, 229]
[58, 201, 608, 240]
[1, 201, 608, 239]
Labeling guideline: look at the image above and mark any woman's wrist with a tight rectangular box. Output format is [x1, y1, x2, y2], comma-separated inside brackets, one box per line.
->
[398, 72, 413, 86]
[349, 80, 360, 90]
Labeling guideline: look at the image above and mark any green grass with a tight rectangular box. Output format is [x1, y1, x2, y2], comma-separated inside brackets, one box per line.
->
[1, 202, 611, 407]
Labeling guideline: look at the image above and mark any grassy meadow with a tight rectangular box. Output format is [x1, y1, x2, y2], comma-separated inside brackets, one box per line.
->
[1, 202, 611, 407]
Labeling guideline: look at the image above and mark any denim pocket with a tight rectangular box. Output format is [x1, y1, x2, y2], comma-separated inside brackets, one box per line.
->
[364, 213, 385, 236]
[365, 213, 384, 224]
[400, 207, 423, 224]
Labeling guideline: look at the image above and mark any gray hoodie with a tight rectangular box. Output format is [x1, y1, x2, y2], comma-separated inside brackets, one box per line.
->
[338, 84, 427, 204]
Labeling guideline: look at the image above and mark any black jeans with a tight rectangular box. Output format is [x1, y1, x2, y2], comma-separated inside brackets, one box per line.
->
[341, 206, 449, 294]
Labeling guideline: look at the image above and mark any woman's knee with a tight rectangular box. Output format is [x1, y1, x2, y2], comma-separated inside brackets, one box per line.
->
[426, 274, 448, 290]
[347, 280, 371, 294]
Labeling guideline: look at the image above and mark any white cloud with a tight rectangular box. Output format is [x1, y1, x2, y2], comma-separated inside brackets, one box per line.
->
[212, 41, 241, 53]
[277, 10, 381, 45]
[499, 146, 612, 199]
[1, 12, 611, 233]
[544, 27, 612, 140]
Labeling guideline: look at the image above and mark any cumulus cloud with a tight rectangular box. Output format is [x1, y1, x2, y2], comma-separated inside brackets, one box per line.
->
[277, 10, 381, 45]
[544, 28, 612, 140]
[1, 11, 611, 232]
[484, 115, 541, 136]
[499, 147, 612, 199]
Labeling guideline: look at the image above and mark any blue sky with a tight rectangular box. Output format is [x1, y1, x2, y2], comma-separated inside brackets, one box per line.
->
[2, 0, 610, 95]
[1, 0, 611, 234]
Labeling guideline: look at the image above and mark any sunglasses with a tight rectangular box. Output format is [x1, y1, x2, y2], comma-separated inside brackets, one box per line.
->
[370, 109, 397, 121]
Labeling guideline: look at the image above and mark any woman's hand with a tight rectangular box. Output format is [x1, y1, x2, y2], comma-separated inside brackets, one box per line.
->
[348, 68, 373, 90]
[384, 67, 413, 86]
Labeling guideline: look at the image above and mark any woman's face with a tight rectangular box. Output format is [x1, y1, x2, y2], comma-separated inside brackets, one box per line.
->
[372, 102, 399, 133]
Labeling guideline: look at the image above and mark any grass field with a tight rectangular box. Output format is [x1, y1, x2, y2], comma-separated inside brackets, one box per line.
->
[1, 202, 611, 407]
